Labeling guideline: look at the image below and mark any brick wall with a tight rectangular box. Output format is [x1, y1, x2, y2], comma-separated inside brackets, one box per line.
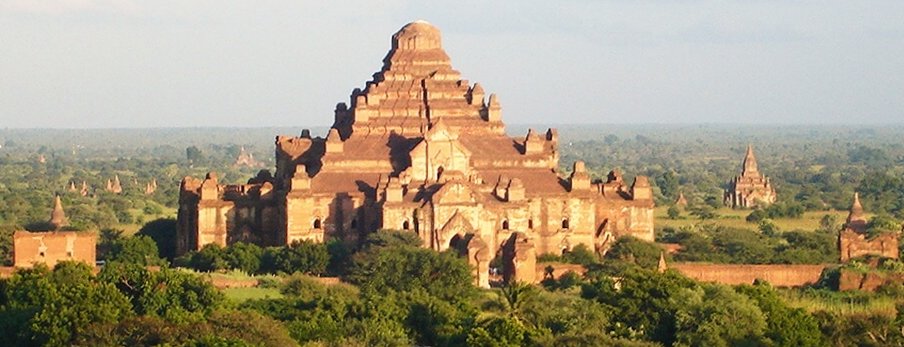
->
[535, 262, 587, 282]
[670, 263, 826, 287]
[838, 269, 904, 291]
[13, 231, 96, 268]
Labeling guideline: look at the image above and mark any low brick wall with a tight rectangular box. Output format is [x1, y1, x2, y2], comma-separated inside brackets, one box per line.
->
[838, 269, 904, 291]
[535, 262, 586, 282]
[670, 263, 827, 287]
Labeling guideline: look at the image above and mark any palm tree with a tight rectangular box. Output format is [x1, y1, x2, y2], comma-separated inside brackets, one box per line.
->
[498, 281, 536, 321]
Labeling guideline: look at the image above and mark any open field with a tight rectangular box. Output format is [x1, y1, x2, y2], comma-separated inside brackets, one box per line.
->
[778, 289, 901, 317]
[655, 206, 852, 232]
[222, 287, 283, 302]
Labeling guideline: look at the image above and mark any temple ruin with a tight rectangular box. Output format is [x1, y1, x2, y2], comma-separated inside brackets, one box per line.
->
[177, 21, 655, 286]
[13, 231, 97, 268]
[49, 195, 68, 230]
[234, 146, 263, 168]
[839, 193, 900, 262]
[9, 198, 97, 269]
[106, 175, 123, 194]
[724, 145, 777, 208]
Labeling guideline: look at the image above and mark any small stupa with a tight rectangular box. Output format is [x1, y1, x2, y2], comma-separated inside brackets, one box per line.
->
[674, 192, 688, 207]
[49, 195, 68, 230]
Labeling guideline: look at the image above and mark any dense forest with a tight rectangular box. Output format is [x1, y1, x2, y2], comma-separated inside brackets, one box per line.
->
[1, 125, 903, 346]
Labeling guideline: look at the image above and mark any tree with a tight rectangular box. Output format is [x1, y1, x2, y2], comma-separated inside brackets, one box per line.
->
[542, 270, 584, 291]
[466, 316, 530, 347]
[605, 236, 664, 269]
[186, 146, 204, 164]
[497, 282, 538, 321]
[326, 240, 353, 276]
[704, 195, 722, 209]
[746, 209, 768, 223]
[562, 244, 598, 265]
[689, 205, 717, 220]
[673, 284, 767, 347]
[667, 205, 681, 220]
[866, 214, 901, 238]
[0, 224, 14, 266]
[97, 228, 124, 259]
[137, 218, 178, 260]
[106, 235, 164, 266]
[817, 214, 840, 233]
[347, 244, 474, 302]
[673, 230, 728, 263]
[581, 267, 698, 344]
[774, 231, 837, 264]
[362, 229, 423, 249]
[657, 171, 680, 201]
[758, 219, 779, 236]
[711, 227, 777, 264]
[260, 240, 329, 275]
[204, 310, 299, 347]
[98, 262, 225, 323]
[223, 242, 263, 273]
[0, 262, 132, 346]
[736, 283, 824, 347]
[186, 244, 228, 272]
[520, 289, 609, 337]
[403, 289, 475, 347]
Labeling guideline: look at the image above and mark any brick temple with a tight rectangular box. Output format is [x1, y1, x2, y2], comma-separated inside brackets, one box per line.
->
[177, 21, 654, 286]
[724, 145, 777, 208]
[839, 192, 899, 262]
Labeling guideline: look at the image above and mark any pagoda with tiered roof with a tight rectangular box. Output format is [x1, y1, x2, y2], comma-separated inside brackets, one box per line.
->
[177, 21, 654, 286]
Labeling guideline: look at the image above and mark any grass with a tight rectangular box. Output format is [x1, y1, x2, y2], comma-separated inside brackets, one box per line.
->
[172, 268, 285, 302]
[116, 207, 178, 236]
[655, 206, 851, 232]
[176, 268, 283, 283]
[222, 287, 283, 301]
[777, 288, 900, 316]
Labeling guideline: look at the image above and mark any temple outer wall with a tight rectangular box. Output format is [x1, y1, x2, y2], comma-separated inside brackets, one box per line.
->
[13, 231, 97, 268]
[669, 263, 826, 287]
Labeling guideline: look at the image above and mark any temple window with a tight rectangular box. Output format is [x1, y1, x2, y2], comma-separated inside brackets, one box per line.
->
[313, 218, 322, 229]
[562, 218, 570, 229]
[403, 220, 410, 230]
[528, 219, 534, 229]
[502, 219, 510, 230]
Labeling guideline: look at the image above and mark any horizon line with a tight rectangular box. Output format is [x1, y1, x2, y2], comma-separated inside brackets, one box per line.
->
[4, 122, 904, 131]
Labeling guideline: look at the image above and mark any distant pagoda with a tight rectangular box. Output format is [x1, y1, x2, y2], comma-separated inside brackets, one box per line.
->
[838, 192, 900, 261]
[723, 145, 777, 208]
[49, 195, 68, 230]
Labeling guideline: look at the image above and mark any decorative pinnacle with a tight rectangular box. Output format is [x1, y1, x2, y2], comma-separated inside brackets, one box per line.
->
[742, 144, 758, 174]
[49, 195, 67, 229]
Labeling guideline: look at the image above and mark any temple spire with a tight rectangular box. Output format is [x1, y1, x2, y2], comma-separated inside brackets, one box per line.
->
[742, 144, 758, 175]
[49, 195, 68, 230]
[846, 192, 867, 232]
[657, 251, 668, 273]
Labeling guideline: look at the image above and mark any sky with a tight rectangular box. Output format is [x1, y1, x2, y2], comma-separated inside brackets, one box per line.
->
[1, 1, 903, 128]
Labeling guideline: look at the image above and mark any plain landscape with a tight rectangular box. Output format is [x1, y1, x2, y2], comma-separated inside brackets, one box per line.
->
[1, 124, 903, 346]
